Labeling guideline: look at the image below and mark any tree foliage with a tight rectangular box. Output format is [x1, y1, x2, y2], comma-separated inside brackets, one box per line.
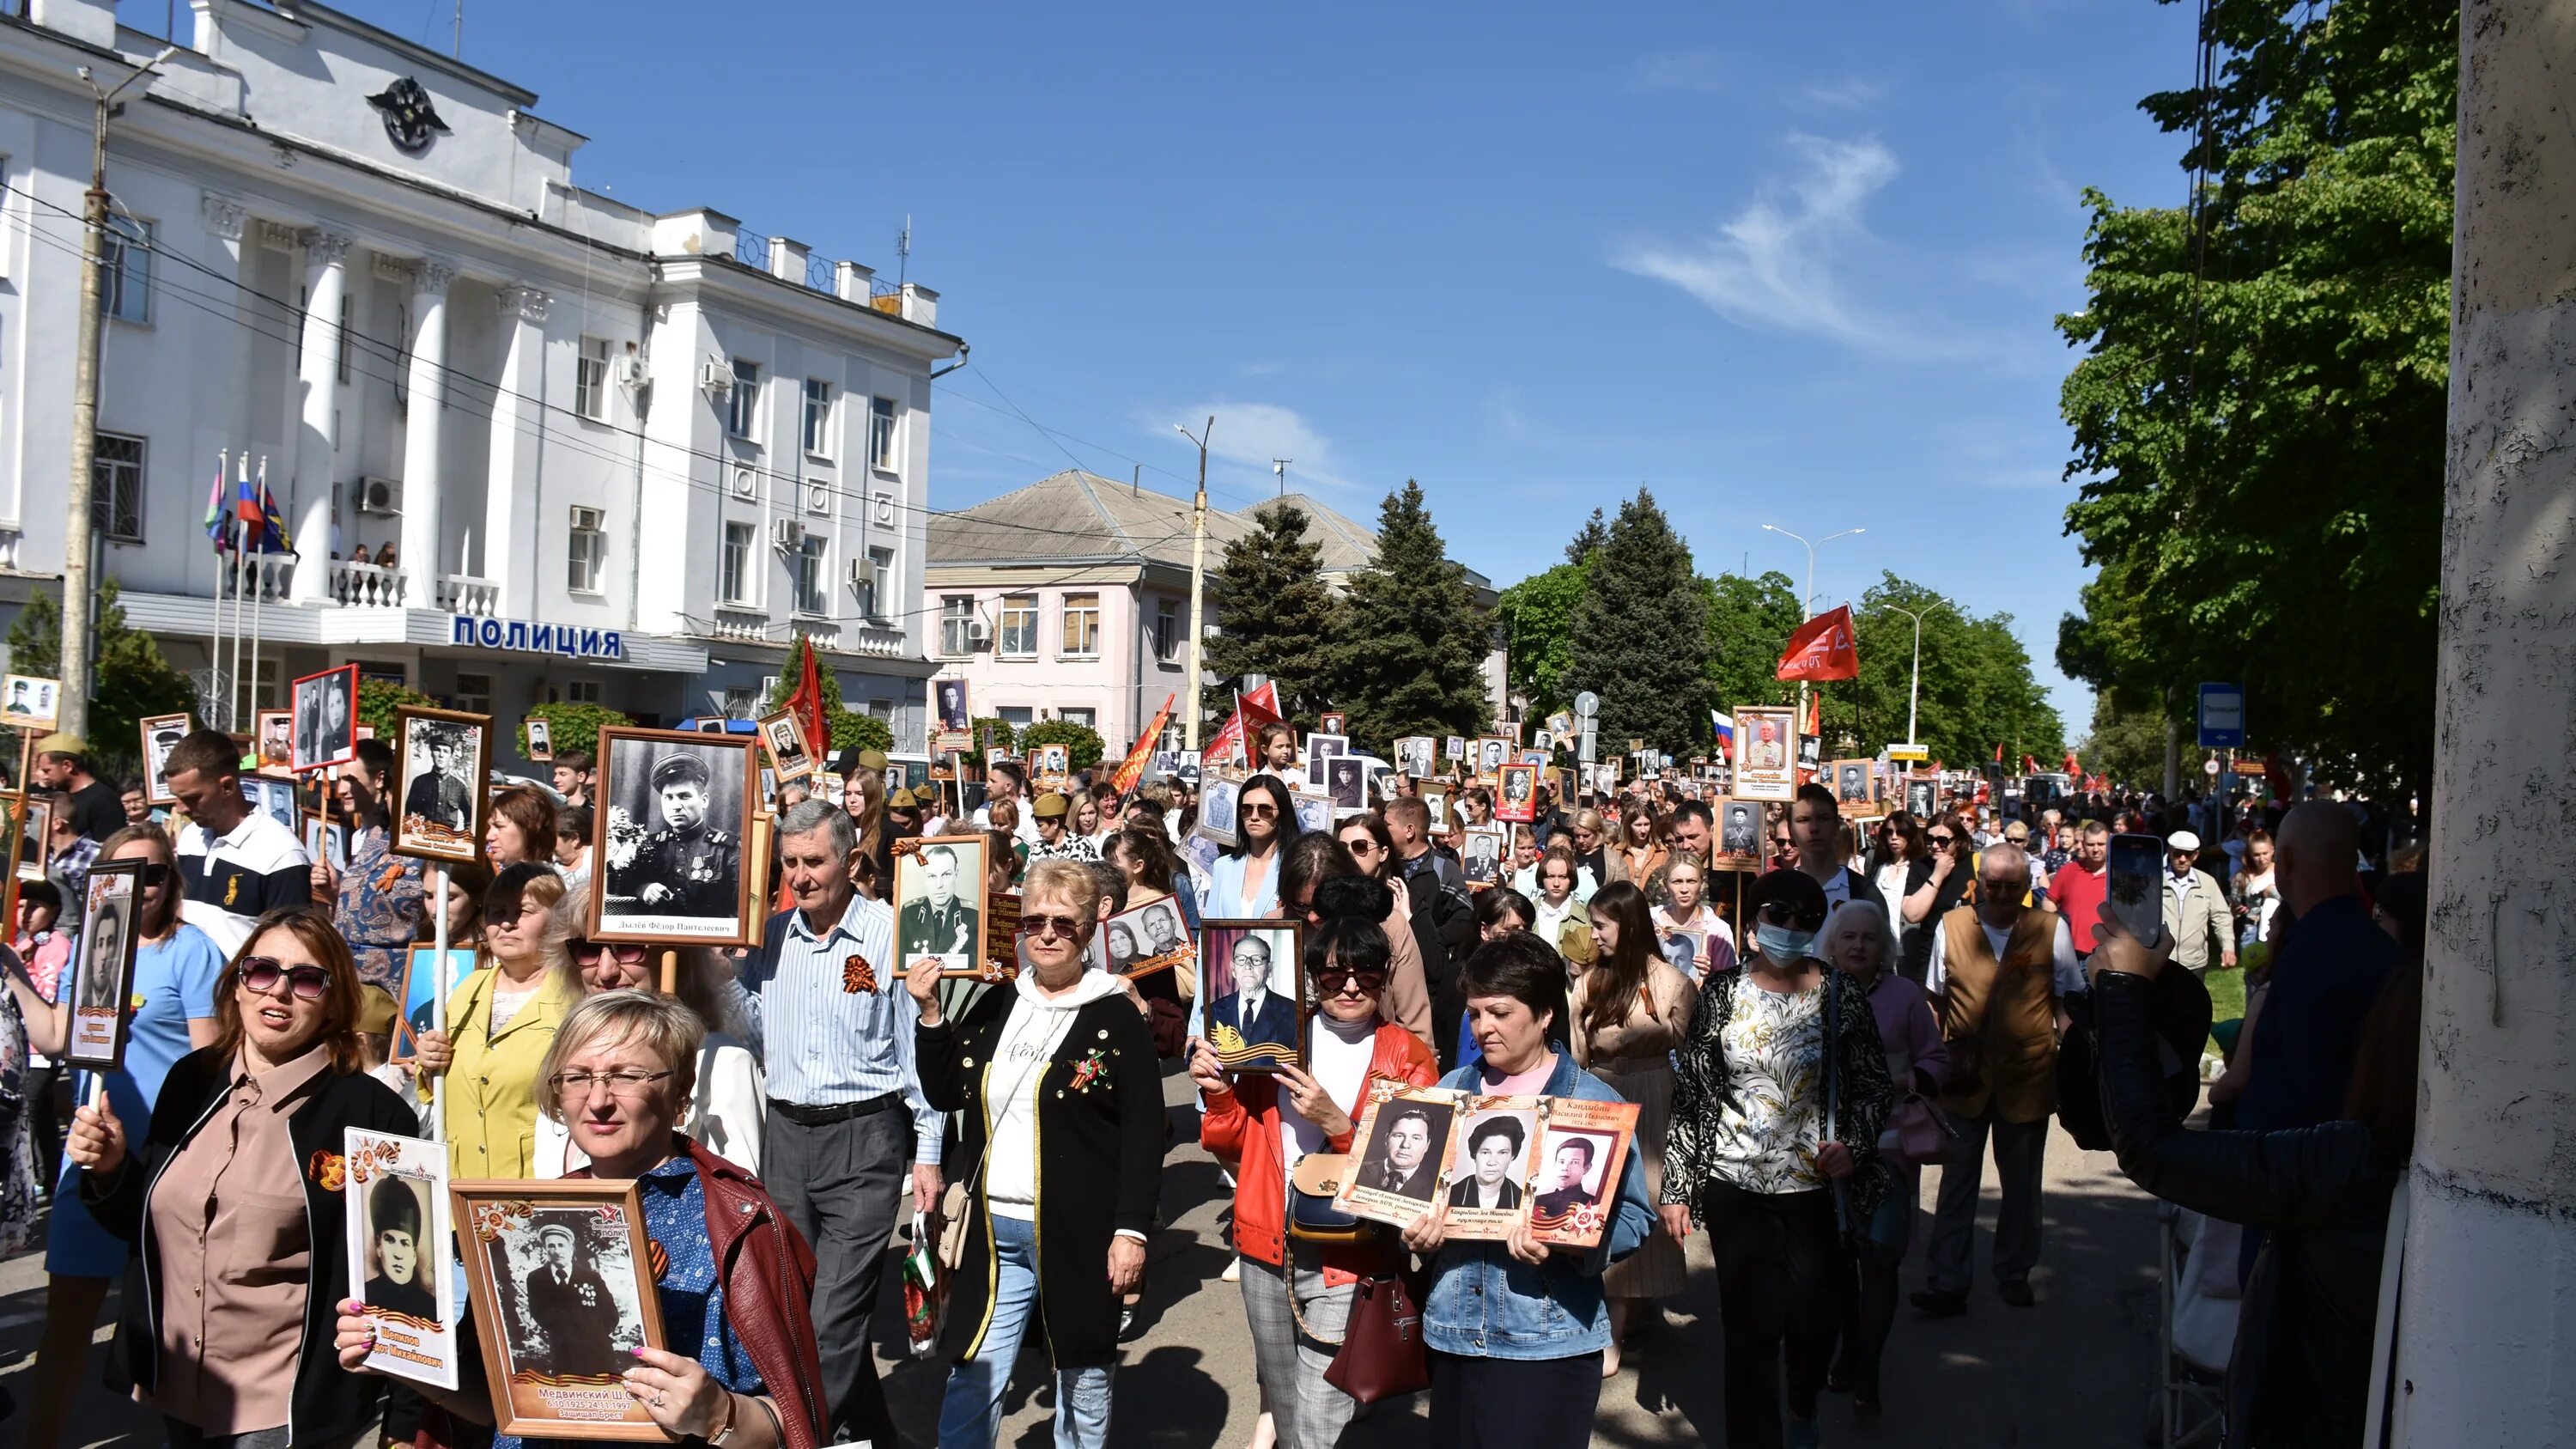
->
[1329, 481, 1493, 750]
[2075, 693, 2171, 789]
[1701, 569, 1804, 716]
[1565, 508, 1607, 565]
[6, 581, 195, 778]
[1202, 502, 1343, 733]
[519, 702, 635, 759]
[1565, 490, 1710, 753]
[1815, 575, 2065, 767]
[355, 679, 438, 740]
[2057, 0, 2453, 789]
[761, 634, 896, 752]
[1496, 560, 1589, 722]
[1018, 718, 1106, 772]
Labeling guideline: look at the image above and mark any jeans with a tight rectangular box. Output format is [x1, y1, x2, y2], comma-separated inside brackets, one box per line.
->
[936, 1213, 1114, 1449]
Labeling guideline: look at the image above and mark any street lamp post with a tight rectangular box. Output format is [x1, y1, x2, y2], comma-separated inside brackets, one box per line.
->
[1879, 601, 1947, 746]
[1174, 417, 1214, 752]
[1760, 522, 1867, 748]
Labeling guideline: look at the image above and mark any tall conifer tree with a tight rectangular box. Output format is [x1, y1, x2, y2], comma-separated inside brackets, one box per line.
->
[1201, 502, 1341, 730]
[1566, 490, 1710, 752]
[1330, 481, 1492, 749]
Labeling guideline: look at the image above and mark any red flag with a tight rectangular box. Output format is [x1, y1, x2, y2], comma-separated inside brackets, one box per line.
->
[1802, 693, 1821, 738]
[1209, 682, 1284, 769]
[785, 638, 829, 769]
[1994, 742, 2004, 764]
[2063, 748, 2081, 776]
[1110, 695, 1176, 795]
[2021, 754, 2039, 776]
[1775, 606, 1859, 682]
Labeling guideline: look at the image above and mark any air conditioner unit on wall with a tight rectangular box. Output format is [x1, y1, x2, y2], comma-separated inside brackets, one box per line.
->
[700, 356, 732, 395]
[617, 344, 649, 391]
[772, 519, 805, 551]
[357, 477, 402, 515]
[967, 618, 992, 648]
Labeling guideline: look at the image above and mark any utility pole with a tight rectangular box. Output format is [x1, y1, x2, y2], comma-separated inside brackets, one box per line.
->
[1272, 458, 1291, 498]
[1176, 417, 1215, 750]
[60, 47, 177, 743]
[2391, 2, 2576, 1440]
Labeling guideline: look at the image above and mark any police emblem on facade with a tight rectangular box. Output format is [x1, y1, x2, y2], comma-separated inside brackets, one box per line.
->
[367, 77, 451, 154]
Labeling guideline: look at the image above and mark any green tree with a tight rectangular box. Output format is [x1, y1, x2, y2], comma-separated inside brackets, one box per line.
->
[519, 702, 635, 759]
[1565, 508, 1607, 564]
[761, 634, 897, 752]
[2057, 0, 2452, 792]
[1018, 718, 1105, 773]
[964, 716, 1018, 770]
[1701, 569, 1803, 715]
[1833, 574, 2065, 768]
[2075, 694, 2170, 789]
[1200, 502, 1342, 733]
[1565, 490, 1710, 752]
[6, 581, 195, 778]
[1495, 560, 1589, 722]
[1329, 481, 1493, 750]
[355, 679, 438, 740]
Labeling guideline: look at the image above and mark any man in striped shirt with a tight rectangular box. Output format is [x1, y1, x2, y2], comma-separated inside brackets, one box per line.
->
[738, 799, 943, 1449]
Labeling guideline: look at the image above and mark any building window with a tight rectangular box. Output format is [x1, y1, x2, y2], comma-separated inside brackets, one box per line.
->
[802, 379, 834, 456]
[1152, 599, 1179, 662]
[720, 521, 756, 605]
[565, 679, 604, 704]
[576, 337, 612, 421]
[1060, 592, 1100, 658]
[863, 546, 895, 621]
[102, 216, 151, 323]
[453, 673, 493, 715]
[999, 706, 1035, 729]
[92, 432, 145, 542]
[868, 395, 897, 471]
[997, 594, 1038, 658]
[567, 506, 606, 594]
[939, 595, 975, 656]
[1060, 707, 1096, 730]
[793, 533, 830, 616]
[727, 358, 760, 439]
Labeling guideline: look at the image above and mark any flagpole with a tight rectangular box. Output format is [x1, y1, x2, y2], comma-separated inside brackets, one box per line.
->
[229, 451, 249, 731]
[250, 455, 266, 722]
[209, 448, 228, 730]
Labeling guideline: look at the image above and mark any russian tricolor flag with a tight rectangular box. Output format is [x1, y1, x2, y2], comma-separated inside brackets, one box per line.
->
[1710, 710, 1735, 758]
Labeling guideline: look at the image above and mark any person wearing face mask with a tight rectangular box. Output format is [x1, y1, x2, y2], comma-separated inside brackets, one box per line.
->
[1663, 868, 1893, 1447]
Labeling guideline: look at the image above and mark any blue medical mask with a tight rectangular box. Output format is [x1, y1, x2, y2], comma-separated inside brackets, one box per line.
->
[1755, 922, 1817, 963]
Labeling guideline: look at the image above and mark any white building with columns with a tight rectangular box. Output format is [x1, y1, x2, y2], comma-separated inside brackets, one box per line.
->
[0, 0, 959, 754]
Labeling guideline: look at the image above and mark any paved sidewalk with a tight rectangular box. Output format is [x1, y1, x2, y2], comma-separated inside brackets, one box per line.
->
[0, 1072, 2163, 1448]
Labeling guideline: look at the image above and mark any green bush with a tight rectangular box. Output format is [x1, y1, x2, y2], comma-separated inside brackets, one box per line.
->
[1018, 719, 1106, 772]
[519, 701, 635, 758]
[356, 679, 439, 739]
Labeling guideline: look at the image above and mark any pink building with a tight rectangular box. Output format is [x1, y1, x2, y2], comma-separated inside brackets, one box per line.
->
[925, 471, 1504, 752]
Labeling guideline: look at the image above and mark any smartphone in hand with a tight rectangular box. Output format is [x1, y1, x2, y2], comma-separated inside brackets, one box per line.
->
[2108, 833, 2168, 949]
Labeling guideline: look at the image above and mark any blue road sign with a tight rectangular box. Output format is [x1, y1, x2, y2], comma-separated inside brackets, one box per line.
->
[2197, 683, 2245, 749]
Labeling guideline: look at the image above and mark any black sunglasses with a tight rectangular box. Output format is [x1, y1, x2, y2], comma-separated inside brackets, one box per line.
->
[1315, 966, 1388, 995]
[570, 941, 651, 969]
[239, 957, 331, 1001]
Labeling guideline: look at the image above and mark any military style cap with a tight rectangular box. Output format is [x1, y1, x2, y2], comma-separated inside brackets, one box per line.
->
[1031, 793, 1069, 820]
[887, 788, 918, 808]
[34, 732, 83, 756]
[650, 753, 711, 791]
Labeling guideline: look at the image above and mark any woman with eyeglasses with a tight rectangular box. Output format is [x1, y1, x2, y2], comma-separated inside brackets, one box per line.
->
[1897, 812, 1974, 985]
[338, 989, 831, 1449]
[906, 859, 1161, 1449]
[26, 823, 228, 1449]
[1664, 869, 1895, 1448]
[1193, 916, 1438, 1449]
[68, 906, 420, 1449]
[1202, 774, 1303, 920]
[410, 861, 579, 1178]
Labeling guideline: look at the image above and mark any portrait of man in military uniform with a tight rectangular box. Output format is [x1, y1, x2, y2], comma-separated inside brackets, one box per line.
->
[594, 731, 752, 941]
[896, 838, 985, 975]
[392, 707, 491, 864]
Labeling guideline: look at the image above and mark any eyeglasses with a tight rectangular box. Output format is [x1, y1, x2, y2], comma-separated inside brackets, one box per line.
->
[1315, 967, 1388, 995]
[571, 941, 652, 969]
[1929, 833, 1955, 845]
[239, 957, 331, 1001]
[1018, 913, 1086, 941]
[1756, 902, 1813, 928]
[1241, 802, 1279, 819]
[549, 1068, 673, 1099]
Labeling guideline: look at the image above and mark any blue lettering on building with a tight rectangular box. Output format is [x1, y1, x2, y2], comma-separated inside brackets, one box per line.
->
[450, 614, 627, 661]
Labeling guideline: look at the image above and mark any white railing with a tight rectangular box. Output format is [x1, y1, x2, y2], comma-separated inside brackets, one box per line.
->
[709, 606, 770, 642]
[436, 574, 500, 617]
[845, 624, 908, 658]
[331, 559, 409, 607]
[216, 553, 296, 601]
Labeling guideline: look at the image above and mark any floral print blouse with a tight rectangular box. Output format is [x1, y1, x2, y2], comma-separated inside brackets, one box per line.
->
[1665, 965, 1896, 1215]
[333, 826, 423, 991]
[1707, 981, 1830, 1191]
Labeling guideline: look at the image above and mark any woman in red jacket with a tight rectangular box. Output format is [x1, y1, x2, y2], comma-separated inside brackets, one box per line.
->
[1193, 915, 1439, 1449]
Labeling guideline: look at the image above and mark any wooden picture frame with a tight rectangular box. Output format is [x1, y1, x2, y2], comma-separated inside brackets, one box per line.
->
[0, 673, 59, 733]
[451, 1178, 669, 1440]
[1031, 743, 1070, 793]
[304, 810, 349, 874]
[588, 726, 760, 947]
[255, 707, 295, 777]
[289, 664, 359, 774]
[1828, 758, 1876, 813]
[1317, 712, 1347, 739]
[392, 706, 494, 866]
[522, 716, 554, 764]
[137, 712, 191, 807]
[1098, 896, 1195, 982]
[1715, 798, 1765, 869]
[65, 858, 144, 1068]
[1461, 825, 1507, 888]
[756, 710, 817, 783]
[1200, 918, 1306, 1074]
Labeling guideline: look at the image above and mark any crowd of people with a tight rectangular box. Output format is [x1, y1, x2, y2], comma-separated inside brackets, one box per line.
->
[0, 714, 2424, 1449]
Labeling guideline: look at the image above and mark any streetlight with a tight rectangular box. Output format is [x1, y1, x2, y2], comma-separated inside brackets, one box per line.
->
[1759, 522, 1867, 616]
[1175, 417, 1214, 751]
[1878, 601, 1949, 747]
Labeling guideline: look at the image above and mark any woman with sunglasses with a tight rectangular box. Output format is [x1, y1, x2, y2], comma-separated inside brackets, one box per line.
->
[410, 861, 578, 1178]
[1898, 813, 1975, 984]
[339, 989, 831, 1449]
[534, 903, 765, 1175]
[1202, 774, 1303, 920]
[1664, 869, 1895, 1448]
[26, 824, 228, 1449]
[1193, 916, 1437, 1449]
[67, 906, 419, 1449]
[1279, 838, 1434, 1048]
[906, 859, 1161, 1449]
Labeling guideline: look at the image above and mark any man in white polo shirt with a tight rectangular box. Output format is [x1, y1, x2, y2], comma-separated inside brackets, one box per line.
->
[159, 728, 311, 954]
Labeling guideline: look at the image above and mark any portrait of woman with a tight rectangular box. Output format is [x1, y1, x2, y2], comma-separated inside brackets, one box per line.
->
[1446, 1111, 1530, 1209]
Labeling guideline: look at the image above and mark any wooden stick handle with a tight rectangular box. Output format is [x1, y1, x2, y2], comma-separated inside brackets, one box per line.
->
[660, 949, 677, 995]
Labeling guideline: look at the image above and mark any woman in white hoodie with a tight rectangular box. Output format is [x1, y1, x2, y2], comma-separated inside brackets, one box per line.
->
[908, 859, 1163, 1449]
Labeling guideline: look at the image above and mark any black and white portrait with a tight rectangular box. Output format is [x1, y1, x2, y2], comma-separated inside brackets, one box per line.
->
[935, 679, 971, 734]
[1531, 728, 1553, 753]
[761, 712, 815, 782]
[1422, 788, 1451, 833]
[1906, 779, 1936, 818]
[896, 836, 987, 976]
[1198, 778, 1240, 846]
[1836, 761, 1869, 804]
[1529, 1128, 1613, 1217]
[1720, 801, 1762, 860]
[1443, 736, 1466, 762]
[1478, 738, 1509, 777]
[66, 862, 141, 1067]
[1291, 794, 1334, 837]
[394, 709, 488, 864]
[290, 665, 357, 772]
[1200, 922, 1303, 1072]
[1395, 736, 1436, 780]
[1307, 733, 1349, 764]
[1355, 1099, 1452, 1204]
[346, 1129, 459, 1391]
[0, 673, 58, 732]
[523, 717, 553, 763]
[1461, 827, 1504, 885]
[361, 1172, 440, 1323]
[593, 728, 755, 943]
[1446, 1105, 1536, 1210]
[1101, 897, 1191, 980]
[243, 776, 301, 837]
[139, 713, 190, 807]
[1326, 757, 1366, 811]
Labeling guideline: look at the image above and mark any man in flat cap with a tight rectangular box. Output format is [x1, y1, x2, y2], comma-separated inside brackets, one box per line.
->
[519, 1221, 621, 1378]
[609, 752, 738, 918]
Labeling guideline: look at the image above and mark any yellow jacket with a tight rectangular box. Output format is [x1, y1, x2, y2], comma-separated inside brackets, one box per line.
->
[441, 965, 576, 1179]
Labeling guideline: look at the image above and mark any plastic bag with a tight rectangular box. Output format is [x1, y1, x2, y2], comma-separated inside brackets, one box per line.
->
[901, 1210, 942, 1358]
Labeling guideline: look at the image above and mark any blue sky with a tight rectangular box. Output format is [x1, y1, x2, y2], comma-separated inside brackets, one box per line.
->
[203, 0, 2200, 729]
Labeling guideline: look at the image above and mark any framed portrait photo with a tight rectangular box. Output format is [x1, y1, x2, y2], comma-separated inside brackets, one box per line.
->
[304, 812, 349, 874]
[1393, 736, 1436, 781]
[1730, 704, 1798, 802]
[1290, 792, 1334, 837]
[394, 946, 479, 1064]
[1316, 711, 1347, 738]
[1442, 1094, 1546, 1239]
[1460, 825, 1506, 887]
[345, 1129, 460, 1391]
[933, 679, 971, 735]
[590, 727, 759, 947]
[1195, 777, 1241, 849]
[1493, 764, 1540, 824]
[522, 717, 553, 764]
[290, 664, 359, 774]
[14, 794, 50, 882]
[65, 859, 144, 1068]
[1420, 784, 1452, 834]
[757, 710, 817, 782]
[894, 835, 993, 978]
[242, 775, 301, 839]
[1715, 798, 1765, 868]
[1443, 735, 1466, 763]
[1904, 776, 1937, 819]
[1333, 1083, 1459, 1227]
[0, 673, 58, 733]
[1098, 897, 1195, 982]
[452, 1179, 669, 1440]
[255, 708, 295, 776]
[137, 712, 191, 807]
[1031, 742, 1071, 793]
[1199, 919, 1305, 1074]
[392, 706, 493, 866]
[1527, 1096, 1642, 1249]
[1829, 758, 1875, 812]
[1322, 755, 1368, 812]
[1474, 736, 1511, 782]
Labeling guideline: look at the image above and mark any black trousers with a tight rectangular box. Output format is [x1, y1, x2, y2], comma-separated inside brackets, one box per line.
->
[1701, 1181, 1850, 1449]
[764, 1103, 910, 1449]
[1427, 1348, 1602, 1449]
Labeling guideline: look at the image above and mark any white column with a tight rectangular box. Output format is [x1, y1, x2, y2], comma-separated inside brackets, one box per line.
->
[483, 284, 550, 617]
[287, 228, 350, 601]
[2398, 2, 2576, 1442]
[398, 258, 455, 602]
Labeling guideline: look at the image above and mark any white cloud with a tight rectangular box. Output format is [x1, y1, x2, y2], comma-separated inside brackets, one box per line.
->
[1157, 401, 1354, 493]
[1613, 135, 1927, 353]
[1629, 49, 1732, 95]
[1802, 77, 1886, 109]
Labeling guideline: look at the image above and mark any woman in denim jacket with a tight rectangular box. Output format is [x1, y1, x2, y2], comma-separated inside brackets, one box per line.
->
[1399, 932, 1656, 1449]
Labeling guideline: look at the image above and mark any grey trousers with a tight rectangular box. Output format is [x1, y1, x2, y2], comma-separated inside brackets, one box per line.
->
[1924, 1104, 2050, 1294]
[1238, 1251, 1361, 1449]
[765, 1103, 913, 1448]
